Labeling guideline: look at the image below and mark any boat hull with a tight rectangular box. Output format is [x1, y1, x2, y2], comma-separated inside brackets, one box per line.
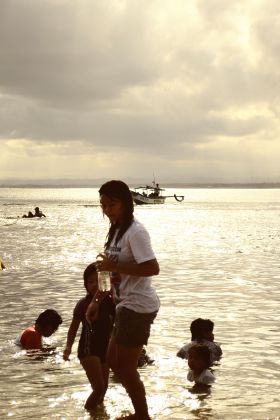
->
[131, 191, 165, 205]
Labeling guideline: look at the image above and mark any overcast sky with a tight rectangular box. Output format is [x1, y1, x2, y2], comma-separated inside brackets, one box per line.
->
[0, 0, 280, 183]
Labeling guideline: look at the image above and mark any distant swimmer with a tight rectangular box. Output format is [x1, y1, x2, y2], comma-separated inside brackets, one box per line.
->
[22, 211, 34, 218]
[34, 207, 46, 218]
[0, 258, 5, 270]
[22, 207, 46, 218]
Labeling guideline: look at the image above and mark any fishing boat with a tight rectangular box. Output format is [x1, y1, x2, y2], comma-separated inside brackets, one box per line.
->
[130, 181, 184, 205]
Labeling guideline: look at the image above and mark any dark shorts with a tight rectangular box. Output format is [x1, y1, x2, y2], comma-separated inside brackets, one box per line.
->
[113, 306, 157, 347]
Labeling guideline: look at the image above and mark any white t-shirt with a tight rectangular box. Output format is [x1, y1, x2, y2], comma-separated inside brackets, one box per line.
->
[106, 218, 160, 313]
[187, 369, 215, 385]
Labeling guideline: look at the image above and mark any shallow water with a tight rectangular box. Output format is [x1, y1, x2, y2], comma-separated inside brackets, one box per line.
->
[1, 187, 280, 419]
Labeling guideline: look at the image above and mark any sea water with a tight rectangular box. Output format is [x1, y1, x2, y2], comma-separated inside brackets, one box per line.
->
[0, 187, 280, 419]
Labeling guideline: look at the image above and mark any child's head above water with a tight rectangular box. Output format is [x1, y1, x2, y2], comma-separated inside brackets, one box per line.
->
[190, 318, 214, 341]
[35, 309, 62, 337]
[83, 262, 98, 295]
[188, 344, 211, 374]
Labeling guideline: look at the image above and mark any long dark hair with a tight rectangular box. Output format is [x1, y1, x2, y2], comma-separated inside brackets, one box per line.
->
[99, 180, 134, 249]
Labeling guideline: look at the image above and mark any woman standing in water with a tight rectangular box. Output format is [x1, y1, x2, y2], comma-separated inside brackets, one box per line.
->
[87, 180, 160, 420]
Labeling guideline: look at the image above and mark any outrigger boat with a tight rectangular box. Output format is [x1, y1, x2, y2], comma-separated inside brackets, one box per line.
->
[130, 181, 184, 205]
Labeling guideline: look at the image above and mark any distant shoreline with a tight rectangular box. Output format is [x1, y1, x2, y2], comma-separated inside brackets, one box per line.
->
[1, 182, 280, 189]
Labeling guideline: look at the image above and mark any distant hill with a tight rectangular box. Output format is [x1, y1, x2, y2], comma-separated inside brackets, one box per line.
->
[162, 182, 280, 189]
[1, 178, 280, 188]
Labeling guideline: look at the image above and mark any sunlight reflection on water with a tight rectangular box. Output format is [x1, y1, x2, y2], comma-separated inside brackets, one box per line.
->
[1, 188, 280, 419]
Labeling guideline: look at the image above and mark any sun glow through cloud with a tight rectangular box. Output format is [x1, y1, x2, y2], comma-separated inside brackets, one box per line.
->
[0, 0, 279, 183]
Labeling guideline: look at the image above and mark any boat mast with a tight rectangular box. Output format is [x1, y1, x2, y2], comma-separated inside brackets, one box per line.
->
[152, 172, 156, 188]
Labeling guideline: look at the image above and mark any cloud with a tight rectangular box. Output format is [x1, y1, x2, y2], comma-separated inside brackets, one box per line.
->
[0, 0, 159, 107]
[0, 0, 280, 182]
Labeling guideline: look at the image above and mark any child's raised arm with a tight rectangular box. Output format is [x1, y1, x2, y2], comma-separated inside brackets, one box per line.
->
[63, 317, 80, 361]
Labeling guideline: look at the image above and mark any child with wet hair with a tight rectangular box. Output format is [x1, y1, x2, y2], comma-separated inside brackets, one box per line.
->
[187, 344, 215, 385]
[177, 318, 222, 364]
[16, 309, 62, 350]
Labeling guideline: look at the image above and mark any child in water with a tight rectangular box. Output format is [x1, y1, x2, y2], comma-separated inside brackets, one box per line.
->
[34, 207, 46, 217]
[16, 309, 62, 350]
[22, 207, 46, 218]
[63, 263, 115, 410]
[177, 318, 222, 364]
[187, 344, 215, 385]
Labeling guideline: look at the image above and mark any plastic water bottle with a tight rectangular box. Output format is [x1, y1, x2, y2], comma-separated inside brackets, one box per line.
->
[98, 270, 111, 292]
[96, 255, 111, 292]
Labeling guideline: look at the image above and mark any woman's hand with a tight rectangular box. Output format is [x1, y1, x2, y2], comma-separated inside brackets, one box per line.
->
[96, 253, 116, 272]
[96, 253, 160, 277]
